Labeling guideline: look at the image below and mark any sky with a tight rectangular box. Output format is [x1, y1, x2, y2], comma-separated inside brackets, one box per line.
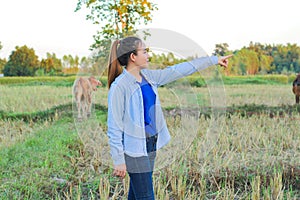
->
[0, 0, 300, 60]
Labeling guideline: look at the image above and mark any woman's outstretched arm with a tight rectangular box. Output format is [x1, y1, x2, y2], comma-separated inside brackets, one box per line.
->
[142, 55, 232, 86]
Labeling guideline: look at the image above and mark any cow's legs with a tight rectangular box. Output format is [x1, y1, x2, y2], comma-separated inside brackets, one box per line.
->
[296, 95, 299, 104]
[80, 99, 88, 119]
[87, 94, 92, 118]
[77, 100, 82, 119]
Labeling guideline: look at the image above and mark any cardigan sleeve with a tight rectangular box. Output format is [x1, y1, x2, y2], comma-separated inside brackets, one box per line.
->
[142, 56, 218, 86]
[107, 83, 126, 165]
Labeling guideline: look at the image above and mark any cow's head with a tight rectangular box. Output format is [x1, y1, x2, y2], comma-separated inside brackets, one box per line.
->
[89, 76, 102, 91]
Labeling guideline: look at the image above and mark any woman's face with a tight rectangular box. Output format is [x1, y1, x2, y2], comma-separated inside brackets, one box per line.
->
[133, 42, 150, 69]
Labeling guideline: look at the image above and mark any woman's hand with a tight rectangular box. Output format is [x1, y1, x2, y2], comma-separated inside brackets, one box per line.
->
[218, 54, 233, 68]
[113, 164, 127, 179]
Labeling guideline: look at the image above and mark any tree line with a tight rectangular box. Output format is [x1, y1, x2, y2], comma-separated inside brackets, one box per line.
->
[2, 0, 299, 77]
[0, 41, 300, 77]
[214, 42, 300, 75]
[0, 43, 97, 76]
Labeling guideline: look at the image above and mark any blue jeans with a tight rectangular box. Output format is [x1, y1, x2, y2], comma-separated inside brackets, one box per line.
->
[127, 171, 155, 200]
[125, 135, 157, 200]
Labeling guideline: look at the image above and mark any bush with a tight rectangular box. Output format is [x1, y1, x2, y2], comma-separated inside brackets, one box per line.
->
[188, 76, 206, 87]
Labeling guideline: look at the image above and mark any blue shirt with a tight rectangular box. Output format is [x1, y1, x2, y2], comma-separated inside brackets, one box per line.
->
[139, 76, 157, 136]
[107, 56, 218, 165]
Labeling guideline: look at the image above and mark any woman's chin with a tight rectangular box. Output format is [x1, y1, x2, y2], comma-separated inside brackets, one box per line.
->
[140, 63, 149, 69]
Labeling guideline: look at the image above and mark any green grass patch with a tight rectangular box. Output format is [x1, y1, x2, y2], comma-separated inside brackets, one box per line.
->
[0, 117, 80, 199]
[0, 76, 76, 85]
[0, 103, 107, 122]
[222, 74, 291, 85]
[0, 76, 108, 87]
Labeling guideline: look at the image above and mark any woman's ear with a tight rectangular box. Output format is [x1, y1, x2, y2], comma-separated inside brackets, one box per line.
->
[130, 52, 136, 63]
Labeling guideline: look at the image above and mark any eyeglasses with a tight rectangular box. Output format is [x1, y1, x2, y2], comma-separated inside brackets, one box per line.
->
[133, 47, 151, 54]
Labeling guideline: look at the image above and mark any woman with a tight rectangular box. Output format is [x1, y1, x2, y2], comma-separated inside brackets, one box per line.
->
[107, 36, 231, 199]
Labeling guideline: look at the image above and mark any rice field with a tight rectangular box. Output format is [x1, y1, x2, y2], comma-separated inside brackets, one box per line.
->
[0, 84, 295, 113]
[0, 80, 299, 199]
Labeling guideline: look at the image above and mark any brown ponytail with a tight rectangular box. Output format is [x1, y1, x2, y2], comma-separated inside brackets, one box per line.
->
[107, 37, 142, 89]
[108, 40, 123, 89]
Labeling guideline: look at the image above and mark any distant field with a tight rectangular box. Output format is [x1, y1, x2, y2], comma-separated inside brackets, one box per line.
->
[0, 83, 295, 113]
[0, 76, 299, 199]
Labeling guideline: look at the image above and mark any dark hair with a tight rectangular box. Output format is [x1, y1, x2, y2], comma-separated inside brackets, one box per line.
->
[107, 36, 142, 88]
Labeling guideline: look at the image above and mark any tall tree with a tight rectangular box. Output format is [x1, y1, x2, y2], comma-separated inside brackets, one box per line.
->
[259, 54, 273, 74]
[3, 45, 39, 76]
[247, 42, 273, 74]
[214, 43, 230, 56]
[61, 54, 81, 75]
[40, 53, 63, 74]
[62, 54, 79, 69]
[0, 58, 6, 74]
[0, 42, 6, 73]
[75, 0, 157, 58]
[224, 51, 239, 75]
[237, 48, 259, 75]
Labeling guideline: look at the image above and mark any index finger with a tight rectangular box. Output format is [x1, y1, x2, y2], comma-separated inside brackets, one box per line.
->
[224, 54, 233, 59]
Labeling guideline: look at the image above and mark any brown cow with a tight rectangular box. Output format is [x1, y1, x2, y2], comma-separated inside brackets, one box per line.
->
[73, 76, 102, 119]
[292, 73, 300, 104]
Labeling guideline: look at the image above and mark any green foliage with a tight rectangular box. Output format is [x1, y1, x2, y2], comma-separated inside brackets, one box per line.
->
[34, 68, 45, 76]
[75, 0, 158, 58]
[215, 42, 300, 75]
[228, 48, 260, 75]
[2, 41, 300, 77]
[0, 41, 5, 73]
[2, 41, 300, 78]
[0, 58, 6, 73]
[62, 54, 80, 68]
[3, 45, 40, 76]
[188, 76, 206, 87]
[213, 43, 229, 56]
[0, 44, 94, 77]
[40, 53, 63, 74]
[149, 52, 187, 69]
